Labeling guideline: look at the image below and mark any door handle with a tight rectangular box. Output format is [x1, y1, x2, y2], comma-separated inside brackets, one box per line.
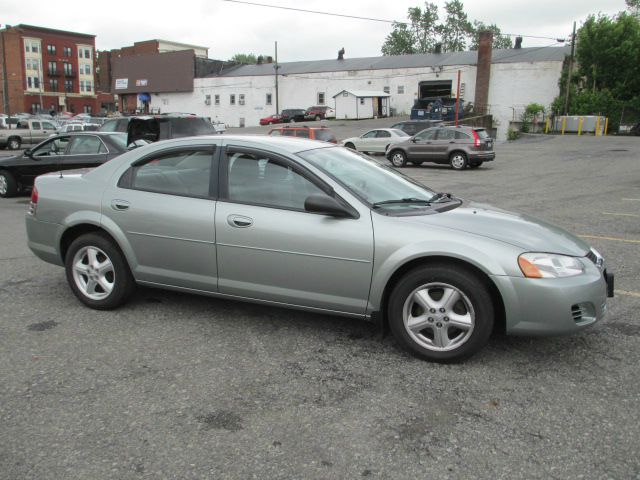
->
[227, 214, 253, 228]
[111, 199, 131, 211]
[449, 141, 455, 144]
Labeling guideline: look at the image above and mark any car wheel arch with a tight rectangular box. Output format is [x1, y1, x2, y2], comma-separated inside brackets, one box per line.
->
[375, 255, 506, 336]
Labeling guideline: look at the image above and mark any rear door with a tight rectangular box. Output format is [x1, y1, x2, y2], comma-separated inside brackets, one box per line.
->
[432, 128, 456, 160]
[374, 130, 392, 152]
[62, 135, 109, 169]
[101, 144, 220, 291]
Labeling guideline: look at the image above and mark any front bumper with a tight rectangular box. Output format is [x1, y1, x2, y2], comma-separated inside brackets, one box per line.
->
[492, 267, 610, 336]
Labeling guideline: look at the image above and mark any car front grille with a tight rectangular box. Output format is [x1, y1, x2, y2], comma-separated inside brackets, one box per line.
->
[586, 250, 598, 264]
[571, 304, 585, 323]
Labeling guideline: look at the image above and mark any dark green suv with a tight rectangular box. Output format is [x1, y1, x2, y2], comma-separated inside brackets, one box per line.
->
[386, 126, 495, 170]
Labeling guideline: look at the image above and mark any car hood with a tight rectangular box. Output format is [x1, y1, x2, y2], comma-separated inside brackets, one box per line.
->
[402, 201, 590, 256]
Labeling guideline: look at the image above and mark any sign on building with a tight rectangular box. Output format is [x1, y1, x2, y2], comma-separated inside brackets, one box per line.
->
[115, 78, 128, 90]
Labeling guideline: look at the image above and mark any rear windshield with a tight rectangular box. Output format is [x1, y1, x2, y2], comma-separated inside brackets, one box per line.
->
[170, 118, 216, 137]
[313, 130, 337, 142]
[474, 129, 489, 139]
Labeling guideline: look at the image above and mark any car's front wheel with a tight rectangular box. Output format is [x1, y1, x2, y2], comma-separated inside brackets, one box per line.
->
[7, 137, 21, 150]
[344, 142, 356, 150]
[388, 264, 494, 362]
[390, 150, 407, 168]
[65, 233, 135, 310]
[0, 170, 18, 198]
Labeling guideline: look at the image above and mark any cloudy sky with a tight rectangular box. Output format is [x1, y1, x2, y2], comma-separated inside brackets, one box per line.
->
[3, 0, 628, 61]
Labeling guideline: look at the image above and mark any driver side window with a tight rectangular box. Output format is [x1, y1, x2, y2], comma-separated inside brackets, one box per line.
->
[362, 131, 378, 139]
[32, 136, 70, 156]
[415, 129, 436, 141]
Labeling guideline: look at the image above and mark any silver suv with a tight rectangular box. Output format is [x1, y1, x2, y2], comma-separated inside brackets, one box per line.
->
[386, 126, 495, 170]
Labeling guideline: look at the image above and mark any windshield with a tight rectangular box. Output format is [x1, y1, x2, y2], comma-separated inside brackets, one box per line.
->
[109, 133, 132, 149]
[170, 118, 216, 137]
[298, 147, 435, 210]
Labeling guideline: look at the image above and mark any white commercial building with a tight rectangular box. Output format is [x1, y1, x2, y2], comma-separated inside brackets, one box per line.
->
[149, 46, 568, 140]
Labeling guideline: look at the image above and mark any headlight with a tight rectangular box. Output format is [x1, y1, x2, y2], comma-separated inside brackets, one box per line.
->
[518, 252, 585, 278]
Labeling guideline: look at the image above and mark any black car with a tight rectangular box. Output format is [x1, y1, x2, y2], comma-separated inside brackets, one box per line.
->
[0, 132, 131, 197]
[280, 109, 307, 123]
[390, 120, 443, 136]
[126, 115, 217, 144]
[98, 117, 131, 133]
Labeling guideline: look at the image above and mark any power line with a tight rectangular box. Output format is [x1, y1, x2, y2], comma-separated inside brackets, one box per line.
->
[220, 0, 397, 24]
[221, 0, 567, 42]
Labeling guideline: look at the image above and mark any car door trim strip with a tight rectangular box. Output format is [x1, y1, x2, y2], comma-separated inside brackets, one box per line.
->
[217, 242, 371, 264]
[128, 231, 216, 245]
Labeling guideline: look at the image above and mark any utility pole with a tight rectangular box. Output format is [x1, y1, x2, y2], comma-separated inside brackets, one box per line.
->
[455, 70, 461, 126]
[563, 21, 576, 116]
[1, 29, 11, 117]
[274, 41, 279, 116]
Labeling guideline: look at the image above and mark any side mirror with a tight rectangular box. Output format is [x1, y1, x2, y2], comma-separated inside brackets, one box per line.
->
[24, 149, 33, 158]
[411, 137, 417, 143]
[304, 193, 354, 218]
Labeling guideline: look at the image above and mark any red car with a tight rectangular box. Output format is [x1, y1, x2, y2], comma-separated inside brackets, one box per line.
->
[259, 114, 283, 126]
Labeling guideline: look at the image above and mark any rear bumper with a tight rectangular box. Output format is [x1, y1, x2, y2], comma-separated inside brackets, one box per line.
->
[469, 151, 495, 162]
[25, 215, 63, 266]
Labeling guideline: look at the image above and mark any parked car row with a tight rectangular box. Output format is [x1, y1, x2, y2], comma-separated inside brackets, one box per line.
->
[259, 106, 336, 125]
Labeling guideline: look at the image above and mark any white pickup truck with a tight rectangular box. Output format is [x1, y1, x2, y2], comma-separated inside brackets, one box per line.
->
[0, 119, 59, 150]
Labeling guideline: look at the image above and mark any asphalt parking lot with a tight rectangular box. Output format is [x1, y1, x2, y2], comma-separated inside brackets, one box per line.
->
[1, 133, 639, 479]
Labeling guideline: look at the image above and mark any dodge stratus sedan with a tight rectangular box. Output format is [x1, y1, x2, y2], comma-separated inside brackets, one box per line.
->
[25, 136, 614, 362]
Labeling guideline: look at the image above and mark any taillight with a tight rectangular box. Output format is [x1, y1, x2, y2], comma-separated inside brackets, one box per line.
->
[28, 186, 38, 215]
[472, 130, 481, 148]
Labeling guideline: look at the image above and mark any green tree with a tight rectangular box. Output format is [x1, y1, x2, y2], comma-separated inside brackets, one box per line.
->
[439, 0, 473, 52]
[382, 2, 439, 55]
[230, 53, 259, 64]
[469, 21, 513, 50]
[626, 0, 640, 16]
[382, 1, 509, 55]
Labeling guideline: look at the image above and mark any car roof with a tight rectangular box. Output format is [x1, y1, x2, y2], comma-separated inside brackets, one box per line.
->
[154, 134, 335, 154]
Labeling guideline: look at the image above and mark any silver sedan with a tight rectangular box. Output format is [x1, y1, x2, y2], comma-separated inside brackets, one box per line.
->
[25, 136, 614, 362]
[341, 128, 409, 154]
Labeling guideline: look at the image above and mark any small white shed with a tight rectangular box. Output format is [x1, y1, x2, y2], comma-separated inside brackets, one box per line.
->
[333, 90, 391, 120]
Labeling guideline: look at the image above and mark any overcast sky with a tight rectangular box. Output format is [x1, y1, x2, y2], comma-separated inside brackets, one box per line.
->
[3, 0, 628, 61]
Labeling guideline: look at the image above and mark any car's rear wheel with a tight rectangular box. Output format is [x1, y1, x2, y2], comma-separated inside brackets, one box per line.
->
[65, 233, 135, 310]
[344, 142, 356, 150]
[8, 137, 21, 150]
[449, 152, 468, 170]
[289, 118, 296, 123]
[0, 170, 18, 198]
[388, 264, 494, 362]
[268, 121, 273, 125]
[390, 150, 407, 168]
[469, 161, 483, 168]
[314, 115, 321, 121]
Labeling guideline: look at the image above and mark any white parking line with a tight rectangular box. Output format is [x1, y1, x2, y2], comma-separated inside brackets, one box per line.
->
[579, 234, 640, 244]
[622, 198, 640, 201]
[618, 290, 640, 299]
[602, 212, 640, 218]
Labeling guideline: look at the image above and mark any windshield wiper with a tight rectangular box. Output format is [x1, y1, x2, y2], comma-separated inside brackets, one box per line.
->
[372, 197, 432, 208]
[429, 192, 454, 203]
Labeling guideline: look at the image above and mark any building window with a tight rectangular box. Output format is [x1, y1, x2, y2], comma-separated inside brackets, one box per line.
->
[214, 94, 220, 105]
[360, 98, 365, 105]
[27, 77, 32, 88]
[47, 45, 56, 55]
[64, 47, 72, 57]
[205, 94, 211, 105]
[63, 63, 73, 76]
[48, 61, 57, 75]
[86, 81, 92, 92]
[84, 105, 92, 114]
[49, 79, 59, 92]
[239, 94, 245, 105]
[397, 85, 405, 94]
[79, 80, 85, 92]
[230, 94, 236, 105]
[317, 92, 325, 105]
[83, 48, 91, 59]
[266, 93, 272, 105]
[383, 86, 390, 94]
[65, 80, 73, 93]
[31, 103, 42, 114]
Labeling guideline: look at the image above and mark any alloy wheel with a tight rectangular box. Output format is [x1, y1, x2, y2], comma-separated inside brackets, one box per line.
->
[0, 175, 6, 195]
[71, 246, 115, 301]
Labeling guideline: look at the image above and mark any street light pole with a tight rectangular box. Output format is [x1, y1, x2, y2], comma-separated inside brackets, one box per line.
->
[563, 21, 576, 116]
[1, 29, 11, 117]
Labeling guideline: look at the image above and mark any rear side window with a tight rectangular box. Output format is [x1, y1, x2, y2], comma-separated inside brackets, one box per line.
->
[295, 130, 310, 138]
[282, 129, 295, 137]
[128, 149, 215, 198]
[455, 131, 471, 140]
[436, 129, 455, 140]
[376, 130, 391, 138]
[68, 135, 107, 154]
[474, 129, 489, 139]
[100, 119, 118, 132]
[268, 129, 282, 136]
[170, 118, 216, 138]
[313, 130, 336, 143]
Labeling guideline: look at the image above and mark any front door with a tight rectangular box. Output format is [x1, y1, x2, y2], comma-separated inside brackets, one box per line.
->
[215, 146, 374, 315]
[101, 146, 219, 292]
[407, 128, 438, 161]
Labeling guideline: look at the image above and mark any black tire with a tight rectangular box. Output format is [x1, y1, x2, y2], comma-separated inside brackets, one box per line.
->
[449, 152, 468, 170]
[387, 263, 495, 363]
[314, 115, 321, 121]
[469, 161, 483, 169]
[268, 121, 273, 125]
[65, 232, 135, 310]
[0, 170, 18, 198]
[344, 142, 356, 150]
[389, 150, 407, 168]
[0, 145, 6, 150]
[7, 137, 21, 150]
[289, 118, 296, 123]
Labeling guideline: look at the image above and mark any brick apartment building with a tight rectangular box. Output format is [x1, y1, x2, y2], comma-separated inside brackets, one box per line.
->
[0, 24, 99, 115]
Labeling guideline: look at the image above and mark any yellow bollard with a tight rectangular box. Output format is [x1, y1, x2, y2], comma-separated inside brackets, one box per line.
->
[578, 117, 583, 136]
[604, 118, 609, 136]
[545, 118, 550, 134]
[595, 116, 601, 136]
[562, 117, 566, 135]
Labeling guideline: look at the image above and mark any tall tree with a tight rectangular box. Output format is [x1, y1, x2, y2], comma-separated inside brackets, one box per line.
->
[439, 0, 473, 52]
[230, 53, 259, 64]
[469, 21, 513, 50]
[382, 3, 439, 55]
